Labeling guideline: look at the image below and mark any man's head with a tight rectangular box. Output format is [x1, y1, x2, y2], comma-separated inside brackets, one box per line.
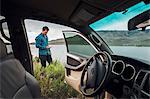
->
[42, 26, 49, 35]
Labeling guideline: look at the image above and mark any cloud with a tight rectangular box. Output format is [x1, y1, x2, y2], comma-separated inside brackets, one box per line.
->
[25, 19, 75, 43]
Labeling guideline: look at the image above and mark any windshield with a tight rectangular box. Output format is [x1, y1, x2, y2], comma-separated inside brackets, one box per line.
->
[90, 2, 150, 62]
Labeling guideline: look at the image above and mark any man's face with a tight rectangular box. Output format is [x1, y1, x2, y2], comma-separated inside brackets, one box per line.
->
[42, 30, 48, 35]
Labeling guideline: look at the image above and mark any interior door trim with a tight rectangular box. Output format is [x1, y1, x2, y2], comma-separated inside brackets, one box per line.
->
[65, 53, 87, 70]
[67, 53, 82, 62]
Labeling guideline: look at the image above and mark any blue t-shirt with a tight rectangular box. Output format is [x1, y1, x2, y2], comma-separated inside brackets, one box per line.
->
[35, 33, 51, 55]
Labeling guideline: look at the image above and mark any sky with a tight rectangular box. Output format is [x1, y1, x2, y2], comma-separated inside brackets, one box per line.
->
[90, 2, 150, 31]
[25, 19, 75, 43]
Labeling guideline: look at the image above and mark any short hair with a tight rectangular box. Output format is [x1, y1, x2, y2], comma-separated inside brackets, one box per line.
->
[42, 26, 49, 31]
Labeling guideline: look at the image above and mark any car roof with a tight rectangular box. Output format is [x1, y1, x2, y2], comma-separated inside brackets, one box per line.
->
[2, 0, 142, 27]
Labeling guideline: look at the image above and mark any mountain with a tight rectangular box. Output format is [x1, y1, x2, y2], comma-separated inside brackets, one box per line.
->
[96, 29, 150, 46]
[30, 38, 65, 45]
[48, 38, 65, 45]
[30, 29, 150, 46]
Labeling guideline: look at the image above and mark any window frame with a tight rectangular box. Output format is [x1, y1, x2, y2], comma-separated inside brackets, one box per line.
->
[63, 31, 98, 57]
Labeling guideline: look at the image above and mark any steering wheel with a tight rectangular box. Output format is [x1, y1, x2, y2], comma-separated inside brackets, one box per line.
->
[80, 51, 112, 97]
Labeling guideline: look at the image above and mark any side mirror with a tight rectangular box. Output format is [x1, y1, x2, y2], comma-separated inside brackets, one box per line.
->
[128, 10, 150, 31]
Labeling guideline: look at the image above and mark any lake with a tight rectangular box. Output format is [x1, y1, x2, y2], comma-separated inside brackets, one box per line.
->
[30, 45, 150, 63]
[30, 45, 67, 64]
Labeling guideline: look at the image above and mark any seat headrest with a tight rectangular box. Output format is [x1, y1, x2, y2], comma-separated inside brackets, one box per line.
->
[0, 39, 7, 58]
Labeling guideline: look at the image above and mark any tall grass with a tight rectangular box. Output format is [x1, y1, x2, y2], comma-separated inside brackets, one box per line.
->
[33, 59, 81, 98]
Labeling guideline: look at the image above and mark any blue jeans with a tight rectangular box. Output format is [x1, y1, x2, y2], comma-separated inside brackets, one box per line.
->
[39, 55, 52, 67]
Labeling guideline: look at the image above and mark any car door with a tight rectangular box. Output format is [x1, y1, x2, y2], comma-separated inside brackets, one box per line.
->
[63, 31, 99, 93]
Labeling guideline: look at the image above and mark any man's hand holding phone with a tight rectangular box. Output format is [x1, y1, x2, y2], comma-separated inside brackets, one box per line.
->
[46, 45, 52, 49]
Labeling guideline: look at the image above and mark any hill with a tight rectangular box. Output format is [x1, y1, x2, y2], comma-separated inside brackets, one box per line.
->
[30, 38, 65, 45]
[30, 30, 150, 46]
[96, 29, 150, 46]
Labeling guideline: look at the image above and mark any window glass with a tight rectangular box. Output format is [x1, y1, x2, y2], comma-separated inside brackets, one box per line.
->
[89, 2, 150, 62]
[64, 32, 97, 57]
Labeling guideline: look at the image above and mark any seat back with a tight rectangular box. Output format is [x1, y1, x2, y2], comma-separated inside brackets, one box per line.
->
[0, 39, 41, 98]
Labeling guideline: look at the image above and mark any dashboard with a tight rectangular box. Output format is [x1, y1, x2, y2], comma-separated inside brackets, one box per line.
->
[106, 55, 150, 99]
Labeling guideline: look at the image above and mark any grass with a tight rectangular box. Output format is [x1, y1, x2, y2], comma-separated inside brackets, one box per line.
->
[33, 58, 82, 98]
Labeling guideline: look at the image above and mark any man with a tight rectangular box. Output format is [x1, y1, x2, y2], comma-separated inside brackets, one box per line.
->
[35, 26, 52, 67]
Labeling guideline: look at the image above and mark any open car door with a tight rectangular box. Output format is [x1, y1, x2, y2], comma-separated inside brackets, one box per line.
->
[63, 31, 98, 93]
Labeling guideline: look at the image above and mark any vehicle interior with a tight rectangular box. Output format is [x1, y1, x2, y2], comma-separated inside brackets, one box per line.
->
[1, 0, 150, 99]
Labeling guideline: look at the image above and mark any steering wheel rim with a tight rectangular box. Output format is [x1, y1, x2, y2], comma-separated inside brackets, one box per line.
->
[80, 51, 112, 97]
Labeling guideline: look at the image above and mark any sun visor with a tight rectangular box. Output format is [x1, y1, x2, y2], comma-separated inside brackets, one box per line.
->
[70, 2, 105, 26]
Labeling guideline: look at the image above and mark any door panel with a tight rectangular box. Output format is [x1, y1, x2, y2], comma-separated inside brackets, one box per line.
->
[65, 69, 83, 93]
[65, 53, 87, 93]
[63, 31, 98, 93]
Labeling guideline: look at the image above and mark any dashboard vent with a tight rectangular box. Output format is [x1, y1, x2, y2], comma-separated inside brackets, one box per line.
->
[135, 70, 146, 86]
[142, 73, 150, 94]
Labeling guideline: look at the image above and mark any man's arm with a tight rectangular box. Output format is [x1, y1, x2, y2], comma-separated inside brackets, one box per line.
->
[35, 37, 46, 49]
